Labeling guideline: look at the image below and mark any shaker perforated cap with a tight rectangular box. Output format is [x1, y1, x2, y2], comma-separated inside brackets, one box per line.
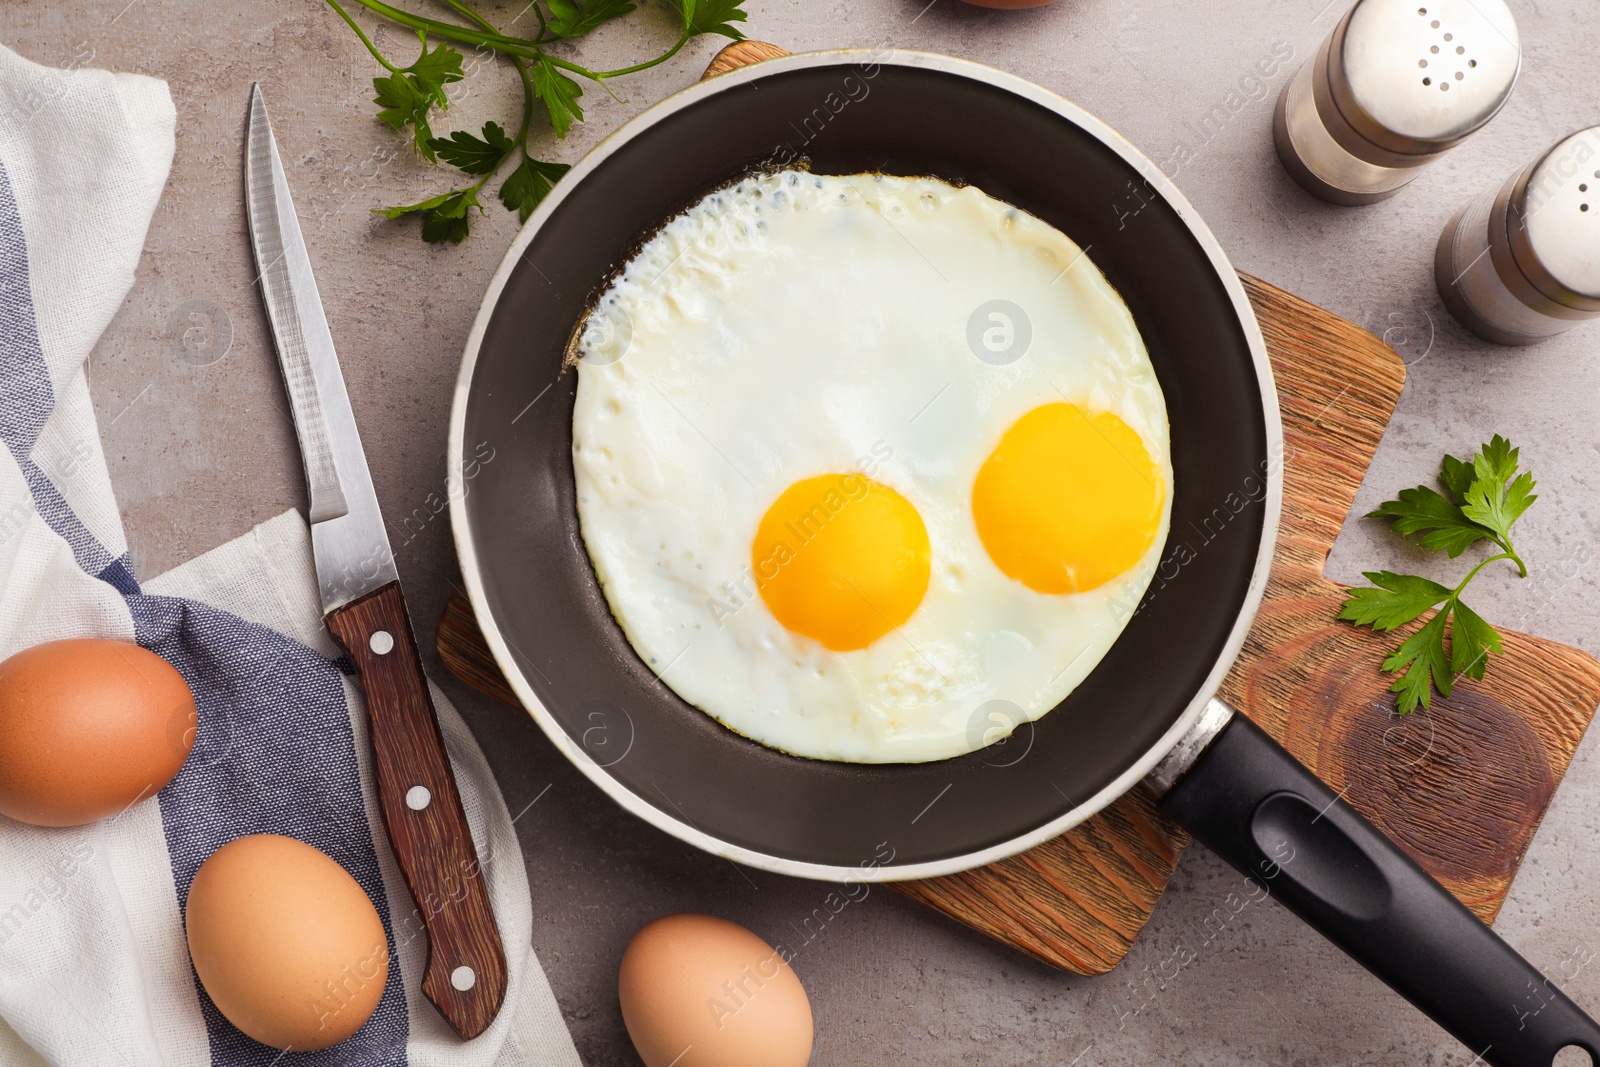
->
[1333, 0, 1520, 156]
[1510, 127, 1600, 308]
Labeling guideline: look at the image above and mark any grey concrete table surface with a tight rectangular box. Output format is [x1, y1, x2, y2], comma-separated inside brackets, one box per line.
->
[6, 0, 1600, 1063]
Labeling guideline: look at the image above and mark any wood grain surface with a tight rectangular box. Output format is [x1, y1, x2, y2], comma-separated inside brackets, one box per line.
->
[436, 40, 1600, 976]
[327, 581, 509, 1037]
[703, 39, 792, 76]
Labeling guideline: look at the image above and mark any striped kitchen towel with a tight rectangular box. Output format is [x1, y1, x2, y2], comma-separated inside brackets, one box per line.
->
[0, 39, 579, 1067]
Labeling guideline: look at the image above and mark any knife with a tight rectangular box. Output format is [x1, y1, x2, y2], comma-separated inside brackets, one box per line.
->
[244, 84, 508, 1040]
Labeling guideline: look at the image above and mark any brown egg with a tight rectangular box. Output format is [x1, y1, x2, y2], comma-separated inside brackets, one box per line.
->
[185, 835, 389, 1051]
[0, 638, 196, 826]
[619, 914, 813, 1067]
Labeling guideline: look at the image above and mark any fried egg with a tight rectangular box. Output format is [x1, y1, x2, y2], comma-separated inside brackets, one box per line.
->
[570, 170, 1171, 763]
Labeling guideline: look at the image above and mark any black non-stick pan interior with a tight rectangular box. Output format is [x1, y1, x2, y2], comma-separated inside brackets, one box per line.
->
[460, 57, 1270, 870]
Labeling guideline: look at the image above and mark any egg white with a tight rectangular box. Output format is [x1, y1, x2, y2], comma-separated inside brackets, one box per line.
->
[570, 170, 1172, 763]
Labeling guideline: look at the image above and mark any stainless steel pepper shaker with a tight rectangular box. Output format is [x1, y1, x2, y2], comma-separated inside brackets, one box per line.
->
[1436, 127, 1600, 345]
[1273, 0, 1521, 205]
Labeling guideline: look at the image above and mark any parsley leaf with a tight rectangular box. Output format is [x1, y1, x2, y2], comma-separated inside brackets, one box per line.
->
[1340, 436, 1536, 714]
[430, 121, 516, 175]
[375, 187, 480, 244]
[1382, 610, 1453, 714]
[531, 62, 585, 138]
[1473, 434, 1520, 486]
[1337, 571, 1451, 630]
[1439, 452, 1477, 503]
[370, 37, 468, 163]
[673, 0, 749, 38]
[374, 189, 454, 220]
[420, 191, 477, 244]
[546, 0, 638, 38]
[1366, 486, 1489, 558]
[407, 39, 465, 107]
[373, 71, 439, 160]
[1461, 435, 1538, 557]
[499, 155, 570, 221]
[1450, 599, 1502, 682]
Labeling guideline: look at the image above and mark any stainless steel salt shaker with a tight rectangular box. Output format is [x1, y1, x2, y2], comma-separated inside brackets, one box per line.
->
[1436, 127, 1600, 345]
[1274, 0, 1521, 205]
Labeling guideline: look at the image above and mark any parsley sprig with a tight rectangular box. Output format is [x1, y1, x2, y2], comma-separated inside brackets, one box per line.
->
[1338, 435, 1537, 715]
[324, 0, 749, 243]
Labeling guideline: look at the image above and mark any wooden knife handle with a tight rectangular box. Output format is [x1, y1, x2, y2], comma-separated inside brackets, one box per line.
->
[326, 580, 508, 1040]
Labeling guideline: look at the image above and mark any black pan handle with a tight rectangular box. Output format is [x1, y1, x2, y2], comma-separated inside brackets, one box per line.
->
[1154, 703, 1600, 1067]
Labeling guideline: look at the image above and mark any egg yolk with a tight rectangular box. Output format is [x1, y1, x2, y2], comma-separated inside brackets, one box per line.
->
[753, 473, 931, 651]
[972, 402, 1164, 594]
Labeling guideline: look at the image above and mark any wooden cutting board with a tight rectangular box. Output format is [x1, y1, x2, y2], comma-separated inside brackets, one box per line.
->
[436, 41, 1600, 976]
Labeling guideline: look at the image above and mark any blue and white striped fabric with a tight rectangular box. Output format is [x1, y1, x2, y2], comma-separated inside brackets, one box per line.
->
[0, 41, 578, 1067]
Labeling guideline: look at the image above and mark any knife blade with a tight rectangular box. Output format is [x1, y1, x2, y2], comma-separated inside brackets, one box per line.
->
[244, 84, 508, 1041]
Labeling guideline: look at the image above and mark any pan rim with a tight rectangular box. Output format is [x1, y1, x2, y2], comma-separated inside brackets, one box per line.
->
[447, 48, 1285, 882]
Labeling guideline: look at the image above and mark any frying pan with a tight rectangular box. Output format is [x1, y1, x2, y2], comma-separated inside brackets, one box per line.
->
[447, 49, 1600, 1066]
